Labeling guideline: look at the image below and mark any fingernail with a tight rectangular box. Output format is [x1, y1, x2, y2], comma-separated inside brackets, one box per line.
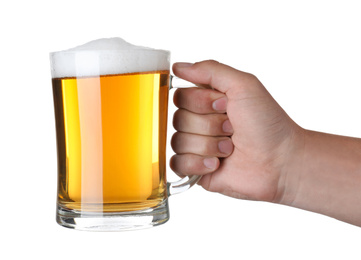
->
[218, 139, 233, 155]
[203, 157, 218, 170]
[222, 119, 233, 133]
[175, 62, 193, 68]
[212, 97, 227, 111]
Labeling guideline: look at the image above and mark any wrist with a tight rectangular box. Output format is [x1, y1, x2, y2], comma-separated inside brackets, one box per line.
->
[274, 128, 361, 226]
[273, 125, 306, 206]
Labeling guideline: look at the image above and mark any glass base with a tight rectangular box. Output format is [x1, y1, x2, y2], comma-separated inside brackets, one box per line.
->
[56, 199, 170, 231]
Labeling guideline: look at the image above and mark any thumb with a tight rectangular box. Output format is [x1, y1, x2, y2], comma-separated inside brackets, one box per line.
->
[172, 60, 259, 94]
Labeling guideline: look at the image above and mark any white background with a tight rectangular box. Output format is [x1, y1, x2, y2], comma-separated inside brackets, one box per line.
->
[1, 0, 361, 259]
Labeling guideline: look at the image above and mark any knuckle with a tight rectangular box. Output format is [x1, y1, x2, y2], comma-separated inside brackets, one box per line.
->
[170, 154, 202, 175]
[169, 155, 181, 174]
[172, 88, 182, 108]
[200, 59, 220, 67]
[183, 157, 195, 172]
[202, 117, 213, 134]
[245, 72, 261, 86]
[170, 132, 181, 151]
[194, 93, 206, 111]
[172, 109, 185, 130]
[206, 114, 228, 135]
[203, 139, 216, 156]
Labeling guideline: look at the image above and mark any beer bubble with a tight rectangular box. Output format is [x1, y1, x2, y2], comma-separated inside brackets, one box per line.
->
[50, 38, 170, 78]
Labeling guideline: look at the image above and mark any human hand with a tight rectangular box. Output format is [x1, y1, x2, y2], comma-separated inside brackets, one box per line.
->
[170, 60, 303, 202]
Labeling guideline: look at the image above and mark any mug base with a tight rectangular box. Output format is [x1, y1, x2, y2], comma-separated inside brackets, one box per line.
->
[56, 199, 170, 231]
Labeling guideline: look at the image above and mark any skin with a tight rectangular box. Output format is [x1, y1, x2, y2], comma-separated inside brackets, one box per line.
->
[170, 60, 361, 227]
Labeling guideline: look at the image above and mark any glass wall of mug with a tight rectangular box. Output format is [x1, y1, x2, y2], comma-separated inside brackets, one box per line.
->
[51, 45, 173, 231]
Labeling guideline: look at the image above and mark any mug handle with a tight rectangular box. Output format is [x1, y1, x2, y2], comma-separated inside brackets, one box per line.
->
[167, 75, 202, 196]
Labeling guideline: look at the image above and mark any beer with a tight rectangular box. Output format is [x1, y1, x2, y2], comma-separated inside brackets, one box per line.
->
[52, 71, 169, 212]
[51, 38, 200, 231]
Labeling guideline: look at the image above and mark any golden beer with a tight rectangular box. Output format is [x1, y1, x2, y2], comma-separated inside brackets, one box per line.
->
[52, 71, 169, 213]
[51, 38, 200, 231]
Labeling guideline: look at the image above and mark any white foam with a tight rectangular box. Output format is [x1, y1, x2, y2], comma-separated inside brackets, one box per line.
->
[50, 38, 170, 78]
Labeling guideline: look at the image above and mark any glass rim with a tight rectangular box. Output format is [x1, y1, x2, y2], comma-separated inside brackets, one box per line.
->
[50, 48, 171, 56]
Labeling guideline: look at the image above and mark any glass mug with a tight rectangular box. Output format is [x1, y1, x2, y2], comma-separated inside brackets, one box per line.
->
[50, 38, 200, 231]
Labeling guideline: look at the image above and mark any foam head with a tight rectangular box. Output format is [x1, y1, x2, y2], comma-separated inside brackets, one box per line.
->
[50, 38, 170, 78]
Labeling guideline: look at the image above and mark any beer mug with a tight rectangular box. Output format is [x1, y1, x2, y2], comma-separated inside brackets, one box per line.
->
[50, 38, 201, 231]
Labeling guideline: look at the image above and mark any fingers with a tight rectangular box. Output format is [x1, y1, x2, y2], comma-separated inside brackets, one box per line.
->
[171, 60, 245, 177]
[173, 87, 227, 114]
[173, 87, 230, 137]
[170, 154, 220, 176]
[173, 109, 233, 136]
[171, 111, 234, 176]
[171, 132, 233, 158]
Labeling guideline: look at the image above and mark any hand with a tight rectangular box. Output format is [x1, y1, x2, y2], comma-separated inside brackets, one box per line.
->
[170, 60, 303, 202]
[170, 60, 361, 227]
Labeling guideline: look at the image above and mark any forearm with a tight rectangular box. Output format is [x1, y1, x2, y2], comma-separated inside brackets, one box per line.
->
[280, 129, 361, 226]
